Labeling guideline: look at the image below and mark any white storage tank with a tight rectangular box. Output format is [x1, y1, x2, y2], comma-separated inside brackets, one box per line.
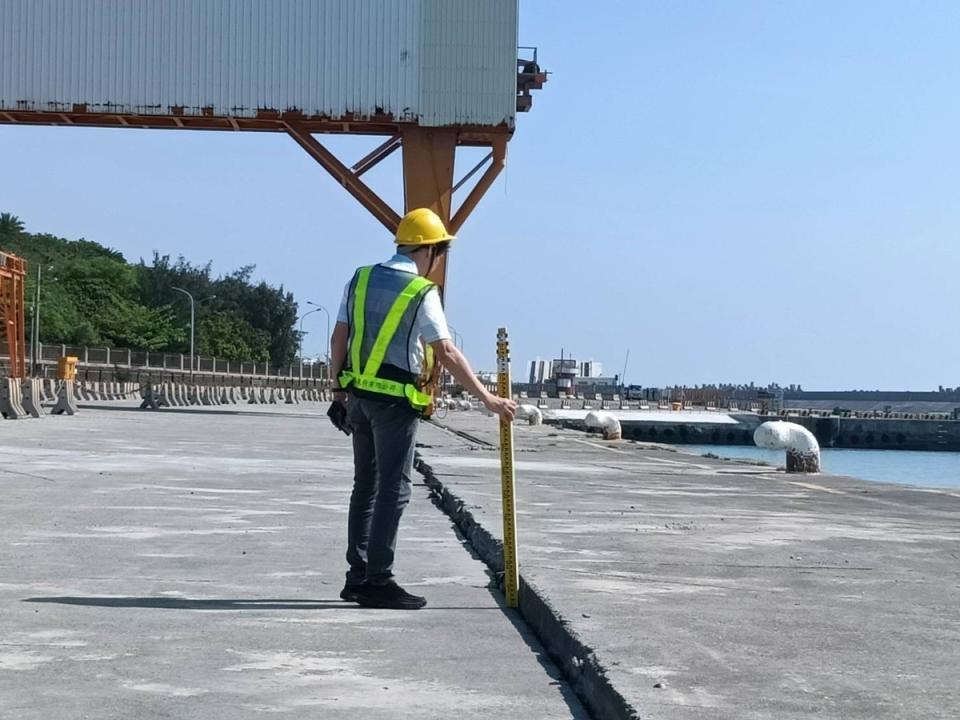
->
[0, 0, 519, 128]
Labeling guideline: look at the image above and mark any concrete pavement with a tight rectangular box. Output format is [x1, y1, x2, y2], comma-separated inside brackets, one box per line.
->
[418, 412, 960, 720]
[0, 404, 587, 719]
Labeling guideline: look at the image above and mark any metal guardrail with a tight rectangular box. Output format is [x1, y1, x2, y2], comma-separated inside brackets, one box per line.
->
[9, 342, 329, 381]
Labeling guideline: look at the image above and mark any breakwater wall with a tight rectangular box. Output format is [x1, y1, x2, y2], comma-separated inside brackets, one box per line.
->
[550, 412, 960, 452]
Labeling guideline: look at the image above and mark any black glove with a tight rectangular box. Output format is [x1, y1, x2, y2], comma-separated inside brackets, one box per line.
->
[327, 400, 353, 436]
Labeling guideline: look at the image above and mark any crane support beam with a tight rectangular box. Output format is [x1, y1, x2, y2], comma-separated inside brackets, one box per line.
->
[282, 122, 510, 296]
[352, 135, 401, 177]
[400, 127, 458, 291]
[451, 136, 507, 234]
[285, 122, 402, 235]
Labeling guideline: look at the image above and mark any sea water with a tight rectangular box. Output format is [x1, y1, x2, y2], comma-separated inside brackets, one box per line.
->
[674, 444, 960, 490]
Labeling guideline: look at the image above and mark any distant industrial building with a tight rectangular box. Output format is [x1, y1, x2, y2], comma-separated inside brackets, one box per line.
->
[525, 357, 618, 397]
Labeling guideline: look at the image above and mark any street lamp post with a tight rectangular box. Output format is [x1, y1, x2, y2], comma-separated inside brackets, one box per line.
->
[448, 324, 464, 351]
[306, 301, 331, 383]
[28, 263, 57, 375]
[297, 306, 323, 379]
[172, 289, 215, 379]
[171, 287, 196, 380]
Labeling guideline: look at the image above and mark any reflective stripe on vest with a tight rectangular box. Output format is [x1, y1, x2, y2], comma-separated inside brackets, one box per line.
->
[340, 266, 435, 411]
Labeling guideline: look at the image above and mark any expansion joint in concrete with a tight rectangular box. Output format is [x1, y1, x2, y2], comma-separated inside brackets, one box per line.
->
[414, 456, 640, 720]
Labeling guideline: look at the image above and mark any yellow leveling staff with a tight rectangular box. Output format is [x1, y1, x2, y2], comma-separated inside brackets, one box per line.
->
[496, 327, 520, 608]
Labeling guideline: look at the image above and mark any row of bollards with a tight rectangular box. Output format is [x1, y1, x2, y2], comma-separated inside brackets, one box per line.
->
[779, 408, 954, 421]
[140, 381, 332, 410]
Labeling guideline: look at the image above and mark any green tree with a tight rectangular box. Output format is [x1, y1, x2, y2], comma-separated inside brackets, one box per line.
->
[2, 211, 301, 363]
[0, 212, 24, 235]
[197, 311, 270, 363]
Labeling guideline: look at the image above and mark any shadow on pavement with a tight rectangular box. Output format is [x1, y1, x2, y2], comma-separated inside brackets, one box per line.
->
[23, 596, 499, 611]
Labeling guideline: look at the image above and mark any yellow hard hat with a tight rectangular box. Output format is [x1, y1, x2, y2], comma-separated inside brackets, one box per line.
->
[395, 208, 456, 246]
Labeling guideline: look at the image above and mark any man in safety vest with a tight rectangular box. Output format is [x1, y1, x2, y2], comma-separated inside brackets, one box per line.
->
[329, 208, 517, 609]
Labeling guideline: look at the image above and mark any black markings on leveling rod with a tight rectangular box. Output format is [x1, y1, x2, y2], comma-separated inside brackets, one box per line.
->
[497, 327, 520, 608]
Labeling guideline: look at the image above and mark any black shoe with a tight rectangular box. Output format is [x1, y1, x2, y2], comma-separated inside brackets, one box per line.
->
[355, 581, 427, 610]
[339, 582, 365, 602]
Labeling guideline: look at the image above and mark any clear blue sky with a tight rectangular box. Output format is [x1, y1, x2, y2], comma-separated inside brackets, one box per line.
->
[2, 1, 958, 390]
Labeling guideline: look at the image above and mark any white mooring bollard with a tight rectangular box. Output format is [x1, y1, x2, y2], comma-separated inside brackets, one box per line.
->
[585, 410, 621, 440]
[515, 404, 543, 426]
[754, 421, 821, 473]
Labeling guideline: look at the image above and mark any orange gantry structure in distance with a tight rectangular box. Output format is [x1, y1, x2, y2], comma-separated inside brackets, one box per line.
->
[0, 251, 27, 379]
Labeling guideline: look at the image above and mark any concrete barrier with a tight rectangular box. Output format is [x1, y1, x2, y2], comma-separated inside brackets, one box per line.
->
[140, 383, 161, 410]
[248, 387, 260, 404]
[158, 383, 174, 407]
[268, 388, 278, 404]
[37, 379, 51, 404]
[21, 379, 44, 418]
[0, 378, 29, 419]
[51, 381, 78, 415]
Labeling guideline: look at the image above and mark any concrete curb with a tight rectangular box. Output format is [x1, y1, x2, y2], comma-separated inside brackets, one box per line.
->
[414, 455, 639, 720]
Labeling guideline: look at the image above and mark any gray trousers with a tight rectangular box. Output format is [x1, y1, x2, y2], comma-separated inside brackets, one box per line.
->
[345, 397, 419, 585]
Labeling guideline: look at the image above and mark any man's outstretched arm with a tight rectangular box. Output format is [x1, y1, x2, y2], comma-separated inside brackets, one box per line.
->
[330, 321, 349, 393]
[431, 338, 516, 422]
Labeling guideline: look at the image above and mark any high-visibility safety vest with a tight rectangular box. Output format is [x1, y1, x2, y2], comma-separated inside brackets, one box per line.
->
[338, 265, 436, 412]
